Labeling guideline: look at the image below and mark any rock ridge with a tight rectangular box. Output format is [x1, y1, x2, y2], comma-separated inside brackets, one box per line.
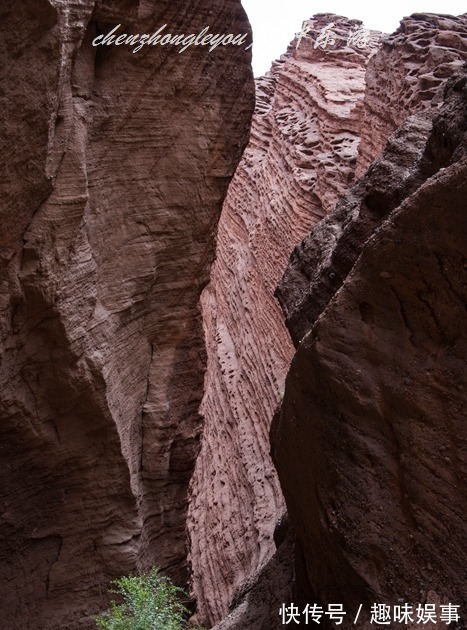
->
[277, 13, 467, 346]
[357, 12, 467, 175]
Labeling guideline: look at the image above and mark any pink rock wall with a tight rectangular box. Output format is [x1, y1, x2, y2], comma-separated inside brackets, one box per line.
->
[199, 12, 467, 630]
[0, 1, 253, 628]
[357, 13, 467, 176]
[188, 15, 379, 625]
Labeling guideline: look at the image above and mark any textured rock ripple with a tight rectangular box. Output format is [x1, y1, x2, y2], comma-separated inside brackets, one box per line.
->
[0, 1, 253, 628]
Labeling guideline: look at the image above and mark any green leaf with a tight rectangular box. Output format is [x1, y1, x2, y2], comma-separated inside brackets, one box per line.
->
[93, 567, 201, 630]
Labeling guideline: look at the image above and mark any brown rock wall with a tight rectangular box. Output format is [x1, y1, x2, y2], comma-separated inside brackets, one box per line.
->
[0, 1, 254, 628]
[272, 65, 467, 629]
[188, 15, 378, 625]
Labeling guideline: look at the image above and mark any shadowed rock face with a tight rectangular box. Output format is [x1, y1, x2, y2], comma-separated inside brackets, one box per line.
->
[0, 1, 253, 628]
[188, 15, 379, 625]
[272, 65, 467, 629]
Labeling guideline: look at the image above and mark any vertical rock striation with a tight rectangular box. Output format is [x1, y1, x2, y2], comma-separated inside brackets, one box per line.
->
[188, 15, 380, 625]
[0, 1, 254, 628]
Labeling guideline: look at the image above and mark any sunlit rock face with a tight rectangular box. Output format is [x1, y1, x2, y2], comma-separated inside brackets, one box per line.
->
[357, 12, 467, 176]
[273, 58, 467, 630]
[0, 1, 253, 628]
[188, 14, 379, 626]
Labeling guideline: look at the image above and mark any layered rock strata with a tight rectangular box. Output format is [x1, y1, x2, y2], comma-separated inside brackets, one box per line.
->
[211, 13, 467, 630]
[278, 12, 467, 346]
[272, 64, 467, 629]
[357, 12, 467, 176]
[188, 14, 380, 625]
[0, 1, 254, 628]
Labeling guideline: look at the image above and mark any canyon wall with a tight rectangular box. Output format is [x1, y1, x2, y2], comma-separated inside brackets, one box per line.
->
[279, 14, 467, 344]
[272, 18, 467, 630]
[2, 5, 466, 629]
[357, 13, 467, 176]
[209, 13, 467, 630]
[272, 64, 467, 627]
[188, 14, 380, 626]
[0, 1, 253, 628]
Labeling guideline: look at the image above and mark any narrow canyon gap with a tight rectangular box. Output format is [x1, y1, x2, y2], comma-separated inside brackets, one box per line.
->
[1, 4, 466, 630]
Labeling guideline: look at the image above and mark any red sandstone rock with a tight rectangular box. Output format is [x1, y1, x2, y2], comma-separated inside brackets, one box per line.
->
[357, 13, 467, 176]
[0, 1, 253, 628]
[272, 64, 467, 630]
[210, 14, 467, 630]
[188, 14, 378, 626]
[212, 517, 295, 630]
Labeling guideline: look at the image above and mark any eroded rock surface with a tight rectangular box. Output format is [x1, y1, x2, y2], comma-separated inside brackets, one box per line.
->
[214, 14, 467, 630]
[211, 517, 295, 630]
[357, 13, 467, 176]
[188, 14, 379, 626]
[0, 1, 253, 628]
[277, 13, 467, 347]
[272, 64, 467, 629]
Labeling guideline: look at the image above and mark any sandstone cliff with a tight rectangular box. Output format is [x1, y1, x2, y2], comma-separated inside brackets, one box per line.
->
[206, 13, 467, 630]
[0, 1, 253, 628]
[357, 13, 467, 176]
[273, 52, 467, 630]
[2, 5, 466, 629]
[188, 14, 380, 625]
[278, 14, 467, 345]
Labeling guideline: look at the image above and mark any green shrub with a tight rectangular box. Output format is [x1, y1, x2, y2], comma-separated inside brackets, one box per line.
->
[94, 568, 204, 630]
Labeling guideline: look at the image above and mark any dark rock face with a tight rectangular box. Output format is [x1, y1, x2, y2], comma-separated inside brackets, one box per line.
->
[0, 1, 253, 628]
[272, 66, 467, 628]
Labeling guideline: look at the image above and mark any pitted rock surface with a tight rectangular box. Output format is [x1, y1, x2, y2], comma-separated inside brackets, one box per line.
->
[272, 65, 467, 630]
[357, 12, 467, 176]
[215, 15, 467, 630]
[188, 14, 378, 626]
